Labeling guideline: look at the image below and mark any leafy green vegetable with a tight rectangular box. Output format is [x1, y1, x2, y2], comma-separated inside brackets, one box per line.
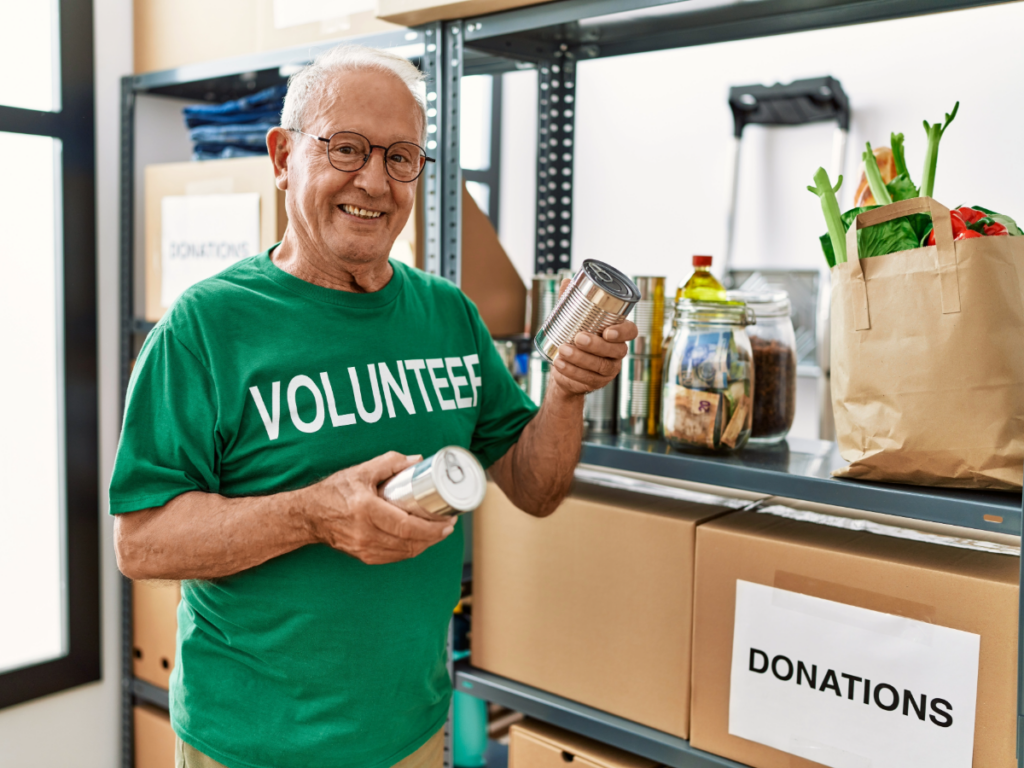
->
[921, 101, 959, 198]
[885, 172, 919, 203]
[818, 205, 921, 263]
[808, 168, 847, 266]
[891, 132, 911, 181]
[858, 216, 919, 258]
[862, 142, 893, 205]
[969, 205, 1022, 236]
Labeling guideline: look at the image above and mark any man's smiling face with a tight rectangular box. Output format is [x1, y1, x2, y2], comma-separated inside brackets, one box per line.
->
[282, 68, 423, 268]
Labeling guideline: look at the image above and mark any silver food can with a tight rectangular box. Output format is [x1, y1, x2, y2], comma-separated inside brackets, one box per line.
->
[528, 270, 573, 337]
[527, 352, 552, 407]
[627, 276, 666, 356]
[534, 260, 641, 363]
[585, 380, 617, 434]
[379, 446, 487, 520]
[618, 354, 662, 437]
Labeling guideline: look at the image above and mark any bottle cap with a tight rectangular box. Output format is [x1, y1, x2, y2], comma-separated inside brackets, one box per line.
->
[692, 255, 713, 267]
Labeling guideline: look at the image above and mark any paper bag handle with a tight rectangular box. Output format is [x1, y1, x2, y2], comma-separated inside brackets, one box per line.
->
[844, 197, 961, 330]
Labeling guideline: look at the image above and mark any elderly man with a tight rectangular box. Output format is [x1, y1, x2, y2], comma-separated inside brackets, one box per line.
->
[111, 46, 636, 768]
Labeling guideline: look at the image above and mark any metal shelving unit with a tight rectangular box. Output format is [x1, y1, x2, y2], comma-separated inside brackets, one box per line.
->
[119, 2, 1023, 767]
[451, 1, 1024, 766]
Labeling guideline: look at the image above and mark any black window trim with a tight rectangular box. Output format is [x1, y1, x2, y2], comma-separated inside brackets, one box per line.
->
[0, 0, 99, 710]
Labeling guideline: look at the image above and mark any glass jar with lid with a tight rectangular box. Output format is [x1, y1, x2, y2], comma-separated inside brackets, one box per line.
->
[728, 290, 797, 444]
[661, 300, 755, 453]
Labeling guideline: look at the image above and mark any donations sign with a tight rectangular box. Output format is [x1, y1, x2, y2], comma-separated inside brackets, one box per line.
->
[161, 193, 261, 309]
[729, 580, 979, 768]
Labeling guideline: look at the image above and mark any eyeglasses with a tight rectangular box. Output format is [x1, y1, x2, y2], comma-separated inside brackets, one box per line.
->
[290, 129, 435, 183]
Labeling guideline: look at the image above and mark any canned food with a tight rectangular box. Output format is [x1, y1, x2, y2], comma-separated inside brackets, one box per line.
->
[527, 352, 552, 407]
[627, 276, 666, 356]
[618, 355, 662, 437]
[534, 260, 641, 363]
[585, 380, 617, 434]
[528, 271, 573, 337]
[379, 446, 487, 519]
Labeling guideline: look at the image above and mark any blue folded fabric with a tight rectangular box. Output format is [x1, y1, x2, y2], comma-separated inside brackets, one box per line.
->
[192, 144, 270, 161]
[189, 122, 278, 148]
[183, 85, 287, 128]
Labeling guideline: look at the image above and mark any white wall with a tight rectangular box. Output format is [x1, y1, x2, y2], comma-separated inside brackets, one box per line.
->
[573, 1, 1024, 291]
[0, 1, 131, 765]
[501, 2, 1024, 293]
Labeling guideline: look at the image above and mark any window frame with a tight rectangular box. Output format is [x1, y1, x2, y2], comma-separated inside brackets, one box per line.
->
[0, 0, 99, 710]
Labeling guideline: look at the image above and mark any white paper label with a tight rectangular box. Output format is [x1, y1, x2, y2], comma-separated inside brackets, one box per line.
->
[272, 0, 375, 28]
[729, 580, 979, 768]
[161, 194, 261, 309]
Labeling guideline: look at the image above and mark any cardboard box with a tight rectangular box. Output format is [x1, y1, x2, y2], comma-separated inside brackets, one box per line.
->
[458, 182, 526, 336]
[133, 580, 181, 689]
[472, 482, 733, 738]
[378, 0, 552, 28]
[509, 719, 664, 768]
[144, 157, 287, 322]
[689, 510, 1018, 767]
[134, 704, 176, 768]
[135, 0, 403, 74]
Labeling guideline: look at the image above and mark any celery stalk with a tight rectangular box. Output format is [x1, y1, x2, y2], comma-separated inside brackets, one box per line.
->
[808, 168, 847, 265]
[862, 142, 893, 206]
[921, 101, 959, 198]
[890, 132, 910, 180]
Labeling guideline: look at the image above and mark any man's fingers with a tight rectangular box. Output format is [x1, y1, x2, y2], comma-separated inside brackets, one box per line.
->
[552, 359, 617, 391]
[600, 319, 639, 343]
[570, 333, 627, 361]
[368, 498, 453, 542]
[360, 451, 422, 486]
[557, 278, 570, 299]
[557, 345, 620, 378]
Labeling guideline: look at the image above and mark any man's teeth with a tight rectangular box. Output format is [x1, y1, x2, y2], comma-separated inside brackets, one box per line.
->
[342, 204, 383, 219]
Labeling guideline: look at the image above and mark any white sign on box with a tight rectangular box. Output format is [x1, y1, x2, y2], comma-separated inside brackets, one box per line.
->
[161, 194, 261, 310]
[729, 580, 979, 768]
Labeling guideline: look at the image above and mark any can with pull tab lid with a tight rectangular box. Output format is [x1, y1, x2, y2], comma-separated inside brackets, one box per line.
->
[379, 446, 487, 520]
[534, 260, 641, 363]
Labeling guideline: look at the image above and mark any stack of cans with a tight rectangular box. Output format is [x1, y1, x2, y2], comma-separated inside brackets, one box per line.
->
[618, 276, 666, 437]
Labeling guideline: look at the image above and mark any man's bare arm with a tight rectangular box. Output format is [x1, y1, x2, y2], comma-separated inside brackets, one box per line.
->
[114, 452, 454, 581]
[490, 321, 637, 517]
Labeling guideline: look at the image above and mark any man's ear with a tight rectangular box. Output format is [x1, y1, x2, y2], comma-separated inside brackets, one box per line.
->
[267, 127, 291, 191]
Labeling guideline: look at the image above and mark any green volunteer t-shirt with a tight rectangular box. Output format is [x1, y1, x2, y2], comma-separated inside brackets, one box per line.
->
[109, 249, 538, 768]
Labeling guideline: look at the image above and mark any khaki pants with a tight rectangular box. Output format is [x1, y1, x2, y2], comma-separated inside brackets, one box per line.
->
[175, 728, 444, 768]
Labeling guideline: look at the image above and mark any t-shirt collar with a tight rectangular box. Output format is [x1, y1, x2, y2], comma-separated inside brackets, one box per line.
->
[256, 245, 406, 308]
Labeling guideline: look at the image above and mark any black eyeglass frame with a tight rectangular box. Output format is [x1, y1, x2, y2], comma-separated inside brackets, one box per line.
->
[290, 129, 435, 183]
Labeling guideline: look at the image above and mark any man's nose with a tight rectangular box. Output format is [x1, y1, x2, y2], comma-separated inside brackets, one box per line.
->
[353, 147, 389, 196]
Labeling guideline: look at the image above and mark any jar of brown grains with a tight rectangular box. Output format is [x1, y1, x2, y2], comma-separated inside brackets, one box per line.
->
[727, 290, 797, 444]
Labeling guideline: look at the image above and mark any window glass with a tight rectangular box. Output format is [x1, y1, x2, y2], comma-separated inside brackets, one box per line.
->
[0, 0, 60, 112]
[0, 131, 66, 673]
[460, 75, 493, 171]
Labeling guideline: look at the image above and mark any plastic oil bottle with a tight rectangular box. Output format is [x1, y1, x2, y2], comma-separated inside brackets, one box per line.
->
[677, 255, 727, 302]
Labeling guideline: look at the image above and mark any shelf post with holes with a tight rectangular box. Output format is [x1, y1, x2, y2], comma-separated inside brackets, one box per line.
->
[534, 50, 577, 274]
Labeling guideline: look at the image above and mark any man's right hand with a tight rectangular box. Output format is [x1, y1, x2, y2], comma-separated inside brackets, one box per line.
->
[306, 451, 455, 565]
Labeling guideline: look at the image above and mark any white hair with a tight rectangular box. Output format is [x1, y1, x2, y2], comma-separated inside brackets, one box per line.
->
[280, 45, 427, 142]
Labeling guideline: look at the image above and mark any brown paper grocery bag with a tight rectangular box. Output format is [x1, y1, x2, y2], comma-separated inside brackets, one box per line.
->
[830, 197, 1024, 489]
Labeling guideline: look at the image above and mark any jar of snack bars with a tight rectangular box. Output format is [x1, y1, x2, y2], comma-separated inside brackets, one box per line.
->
[728, 290, 797, 444]
[661, 300, 755, 453]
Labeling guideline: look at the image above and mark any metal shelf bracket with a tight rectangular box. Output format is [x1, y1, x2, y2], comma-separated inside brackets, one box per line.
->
[534, 50, 577, 274]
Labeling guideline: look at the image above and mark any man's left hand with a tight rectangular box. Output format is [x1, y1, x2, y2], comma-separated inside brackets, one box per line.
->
[549, 320, 638, 397]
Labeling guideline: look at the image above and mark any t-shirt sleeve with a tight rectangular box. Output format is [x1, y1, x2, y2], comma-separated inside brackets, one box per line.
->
[108, 325, 221, 514]
[464, 301, 540, 470]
